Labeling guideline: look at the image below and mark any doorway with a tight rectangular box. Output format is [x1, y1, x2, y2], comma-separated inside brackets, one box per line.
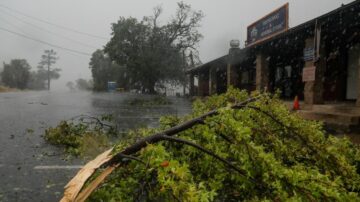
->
[216, 69, 227, 94]
[346, 45, 360, 100]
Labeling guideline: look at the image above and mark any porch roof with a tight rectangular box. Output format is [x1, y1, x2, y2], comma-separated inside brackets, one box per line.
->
[186, 55, 227, 74]
[187, 0, 360, 74]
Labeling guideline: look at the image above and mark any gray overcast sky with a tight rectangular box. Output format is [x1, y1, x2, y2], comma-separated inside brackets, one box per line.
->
[0, 0, 354, 90]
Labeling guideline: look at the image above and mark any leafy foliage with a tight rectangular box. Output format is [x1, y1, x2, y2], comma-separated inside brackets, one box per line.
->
[44, 115, 116, 158]
[1, 55, 60, 90]
[75, 78, 93, 91]
[86, 87, 360, 201]
[104, 2, 203, 93]
[1, 59, 31, 89]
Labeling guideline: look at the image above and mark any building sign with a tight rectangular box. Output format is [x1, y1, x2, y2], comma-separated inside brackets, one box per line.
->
[303, 47, 315, 61]
[302, 66, 316, 82]
[246, 3, 289, 46]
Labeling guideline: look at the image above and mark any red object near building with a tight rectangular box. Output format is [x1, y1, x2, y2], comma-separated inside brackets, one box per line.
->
[293, 96, 300, 110]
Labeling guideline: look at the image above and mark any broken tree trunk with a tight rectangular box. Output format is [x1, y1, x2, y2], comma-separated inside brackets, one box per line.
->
[60, 148, 114, 202]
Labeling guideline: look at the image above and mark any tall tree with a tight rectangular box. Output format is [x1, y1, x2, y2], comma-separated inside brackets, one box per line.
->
[1, 59, 31, 89]
[105, 2, 203, 93]
[27, 65, 60, 90]
[39, 49, 60, 90]
[89, 49, 128, 91]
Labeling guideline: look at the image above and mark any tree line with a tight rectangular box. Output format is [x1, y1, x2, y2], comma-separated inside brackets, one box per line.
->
[0, 49, 60, 90]
[66, 78, 93, 91]
[89, 2, 203, 93]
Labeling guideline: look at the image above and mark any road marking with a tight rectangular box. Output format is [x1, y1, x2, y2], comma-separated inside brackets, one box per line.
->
[34, 165, 83, 170]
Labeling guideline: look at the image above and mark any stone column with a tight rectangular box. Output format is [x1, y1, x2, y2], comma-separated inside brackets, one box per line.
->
[256, 53, 269, 91]
[198, 72, 209, 96]
[303, 38, 325, 105]
[209, 67, 217, 95]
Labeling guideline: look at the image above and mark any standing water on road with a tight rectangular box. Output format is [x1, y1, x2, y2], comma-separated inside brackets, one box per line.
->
[0, 91, 191, 201]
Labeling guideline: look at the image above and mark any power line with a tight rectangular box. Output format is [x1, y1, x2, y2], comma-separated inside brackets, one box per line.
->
[0, 10, 100, 49]
[0, 26, 92, 56]
[0, 4, 108, 40]
[0, 4, 198, 52]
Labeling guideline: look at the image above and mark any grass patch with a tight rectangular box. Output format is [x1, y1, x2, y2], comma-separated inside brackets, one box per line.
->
[127, 96, 172, 106]
[0, 85, 18, 92]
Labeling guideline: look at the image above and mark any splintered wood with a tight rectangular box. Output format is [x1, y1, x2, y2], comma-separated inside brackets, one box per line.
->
[60, 148, 114, 202]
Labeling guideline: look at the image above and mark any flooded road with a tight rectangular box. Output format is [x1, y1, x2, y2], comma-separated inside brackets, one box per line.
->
[0, 91, 192, 202]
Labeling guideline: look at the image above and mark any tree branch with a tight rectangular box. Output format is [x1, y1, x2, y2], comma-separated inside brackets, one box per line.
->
[116, 153, 145, 165]
[159, 135, 253, 181]
[71, 97, 258, 201]
[240, 105, 346, 177]
[106, 96, 258, 166]
[72, 114, 114, 129]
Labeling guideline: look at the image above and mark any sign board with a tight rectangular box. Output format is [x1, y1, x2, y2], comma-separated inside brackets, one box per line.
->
[107, 81, 117, 92]
[246, 3, 289, 46]
[302, 66, 316, 82]
[303, 47, 315, 61]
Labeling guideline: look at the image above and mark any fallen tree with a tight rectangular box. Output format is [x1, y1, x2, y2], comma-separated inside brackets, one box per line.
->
[61, 88, 360, 201]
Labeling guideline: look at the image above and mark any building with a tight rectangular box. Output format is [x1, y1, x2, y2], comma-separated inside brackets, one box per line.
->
[188, 1, 360, 103]
[187, 1, 360, 130]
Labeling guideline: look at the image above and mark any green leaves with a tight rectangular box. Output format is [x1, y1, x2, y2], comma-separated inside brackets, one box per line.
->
[76, 88, 360, 201]
[1, 59, 31, 89]
[44, 118, 112, 159]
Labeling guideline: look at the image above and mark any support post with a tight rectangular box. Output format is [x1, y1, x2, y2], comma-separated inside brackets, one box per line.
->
[303, 38, 325, 105]
[227, 46, 240, 89]
[227, 64, 238, 88]
[256, 53, 269, 91]
[209, 67, 217, 95]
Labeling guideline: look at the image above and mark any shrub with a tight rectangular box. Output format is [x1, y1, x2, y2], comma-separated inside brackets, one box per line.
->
[82, 88, 360, 201]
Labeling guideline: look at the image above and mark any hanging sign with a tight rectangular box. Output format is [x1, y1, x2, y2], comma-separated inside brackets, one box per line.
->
[304, 47, 315, 61]
[302, 66, 316, 82]
[246, 3, 289, 46]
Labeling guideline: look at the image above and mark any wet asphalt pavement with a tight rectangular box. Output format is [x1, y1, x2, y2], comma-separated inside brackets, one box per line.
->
[0, 91, 192, 202]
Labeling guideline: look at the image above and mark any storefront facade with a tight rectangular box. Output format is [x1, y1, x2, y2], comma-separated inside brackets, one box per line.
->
[188, 0, 360, 107]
